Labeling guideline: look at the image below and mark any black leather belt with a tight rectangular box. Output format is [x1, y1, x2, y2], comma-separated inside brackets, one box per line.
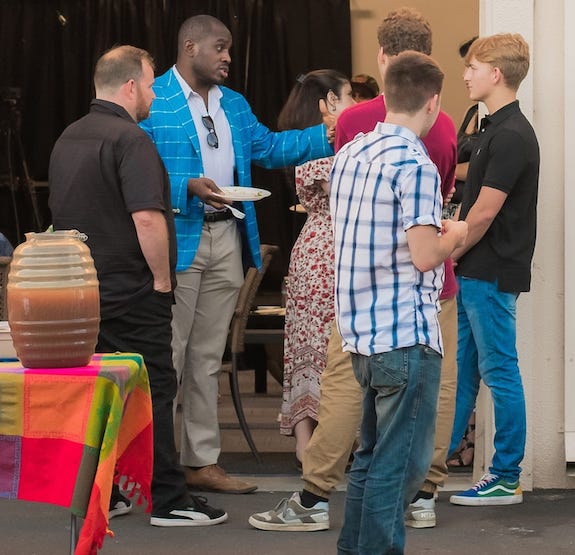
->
[204, 209, 233, 222]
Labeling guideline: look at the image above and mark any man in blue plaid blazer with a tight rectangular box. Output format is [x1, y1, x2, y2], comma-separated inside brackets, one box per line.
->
[140, 15, 333, 494]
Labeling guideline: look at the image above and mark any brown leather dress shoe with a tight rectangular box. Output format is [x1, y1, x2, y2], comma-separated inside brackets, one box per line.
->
[186, 464, 258, 494]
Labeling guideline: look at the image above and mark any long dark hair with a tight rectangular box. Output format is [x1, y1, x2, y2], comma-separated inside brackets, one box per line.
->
[277, 69, 349, 130]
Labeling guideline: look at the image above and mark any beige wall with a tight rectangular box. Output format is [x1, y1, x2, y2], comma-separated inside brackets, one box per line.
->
[350, 0, 479, 127]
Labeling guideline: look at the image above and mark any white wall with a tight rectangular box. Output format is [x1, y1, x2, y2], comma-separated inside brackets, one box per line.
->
[563, 1, 575, 474]
[477, 0, 574, 489]
[531, 0, 572, 489]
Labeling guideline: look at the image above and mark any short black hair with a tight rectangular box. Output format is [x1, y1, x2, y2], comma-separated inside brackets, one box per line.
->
[459, 36, 478, 58]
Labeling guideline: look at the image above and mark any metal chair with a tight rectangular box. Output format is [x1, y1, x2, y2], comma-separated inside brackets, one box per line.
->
[222, 244, 280, 463]
[0, 256, 11, 320]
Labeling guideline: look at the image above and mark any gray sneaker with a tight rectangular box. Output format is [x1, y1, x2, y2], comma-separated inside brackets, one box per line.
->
[404, 497, 436, 528]
[248, 492, 329, 531]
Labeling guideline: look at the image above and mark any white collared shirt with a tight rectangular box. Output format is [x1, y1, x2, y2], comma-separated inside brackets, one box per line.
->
[172, 66, 235, 202]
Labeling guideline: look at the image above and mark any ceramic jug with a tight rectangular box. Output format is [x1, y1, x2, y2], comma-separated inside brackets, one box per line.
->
[7, 230, 100, 368]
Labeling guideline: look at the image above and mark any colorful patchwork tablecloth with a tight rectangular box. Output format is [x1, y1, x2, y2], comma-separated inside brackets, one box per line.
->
[0, 353, 153, 555]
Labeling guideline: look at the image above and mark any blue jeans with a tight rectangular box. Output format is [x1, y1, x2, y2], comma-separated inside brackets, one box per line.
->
[337, 345, 441, 555]
[448, 277, 526, 482]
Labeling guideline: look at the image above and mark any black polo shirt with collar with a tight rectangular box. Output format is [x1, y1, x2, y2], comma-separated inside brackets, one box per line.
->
[456, 100, 539, 293]
[49, 99, 177, 318]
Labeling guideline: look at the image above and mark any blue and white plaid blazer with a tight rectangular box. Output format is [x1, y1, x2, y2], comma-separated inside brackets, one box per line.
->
[140, 67, 333, 271]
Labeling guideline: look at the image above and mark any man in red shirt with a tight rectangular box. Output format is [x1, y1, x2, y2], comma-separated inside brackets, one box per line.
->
[249, 7, 457, 533]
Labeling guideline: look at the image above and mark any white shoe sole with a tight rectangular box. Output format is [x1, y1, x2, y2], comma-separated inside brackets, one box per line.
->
[450, 494, 523, 506]
[248, 516, 329, 532]
[109, 505, 132, 519]
[150, 512, 228, 527]
[405, 517, 436, 529]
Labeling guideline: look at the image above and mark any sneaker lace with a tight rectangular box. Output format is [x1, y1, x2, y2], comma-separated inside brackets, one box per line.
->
[273, 497, 291, 515]
[472, 473, 498, 491]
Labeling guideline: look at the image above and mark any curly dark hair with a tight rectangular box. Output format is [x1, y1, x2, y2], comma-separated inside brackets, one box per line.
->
[377, 8, 432, 56]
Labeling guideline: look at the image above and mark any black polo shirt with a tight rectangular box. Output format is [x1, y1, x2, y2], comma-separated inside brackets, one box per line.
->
[456, 100, 539, 292]
[49, 100, 177, 318]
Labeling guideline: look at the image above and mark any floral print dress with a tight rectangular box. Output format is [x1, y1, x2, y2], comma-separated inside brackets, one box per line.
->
[280, 157, 335, 435]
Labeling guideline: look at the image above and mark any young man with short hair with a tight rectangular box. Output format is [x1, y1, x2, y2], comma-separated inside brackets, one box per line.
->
[331, 51, 468, 555]
[448, 33, 539, 506]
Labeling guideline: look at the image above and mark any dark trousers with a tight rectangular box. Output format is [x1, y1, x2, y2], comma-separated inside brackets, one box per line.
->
[97, 290, 189, 514]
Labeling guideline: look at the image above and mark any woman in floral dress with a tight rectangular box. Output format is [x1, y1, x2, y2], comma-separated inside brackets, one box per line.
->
[277, 70, 355, 461]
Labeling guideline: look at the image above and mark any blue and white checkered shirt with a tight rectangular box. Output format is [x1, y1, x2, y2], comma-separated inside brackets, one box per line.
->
[330, 122, 444, 356]
[140, 67, 333, 272]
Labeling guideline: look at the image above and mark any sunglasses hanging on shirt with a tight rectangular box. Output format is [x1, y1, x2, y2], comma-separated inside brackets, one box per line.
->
[201, 115, 219, 149]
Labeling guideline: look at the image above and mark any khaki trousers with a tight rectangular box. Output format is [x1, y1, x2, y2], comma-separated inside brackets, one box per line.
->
[171, 219, 244, 467]
[302, 296, 457, 498]
[421, 296, 457, 493]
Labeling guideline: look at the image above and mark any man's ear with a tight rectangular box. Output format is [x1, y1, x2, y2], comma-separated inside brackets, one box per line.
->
[492, 66, 503, 84]
[121, 78, 136, 99]
[377, 47, 390, 85]
[184, 39, 197, 56]
[428, 93, 440, 114]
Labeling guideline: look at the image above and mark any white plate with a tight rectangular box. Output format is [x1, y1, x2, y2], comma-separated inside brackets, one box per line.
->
[215, 187, 271, 202]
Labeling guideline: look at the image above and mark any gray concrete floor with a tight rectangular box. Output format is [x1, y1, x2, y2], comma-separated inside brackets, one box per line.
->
[2, 489, 575, 554]
[4, 372, 575, 554]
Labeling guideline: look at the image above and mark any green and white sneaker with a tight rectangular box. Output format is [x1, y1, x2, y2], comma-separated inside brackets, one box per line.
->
[450, 473, 523, 506]
[248, 492, 329, 531]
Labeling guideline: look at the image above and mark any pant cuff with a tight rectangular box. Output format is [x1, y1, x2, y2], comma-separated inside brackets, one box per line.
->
[419, 481, 438, 495]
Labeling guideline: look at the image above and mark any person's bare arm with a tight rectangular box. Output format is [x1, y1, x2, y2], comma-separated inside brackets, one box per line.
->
[319, 99, 336, 144]
[451, 185, 507, 261]
[407, 220, 468, 273]
[131, 209, 171, 292]
[455, 161, 469, 182]
[318, 179, 330, 195]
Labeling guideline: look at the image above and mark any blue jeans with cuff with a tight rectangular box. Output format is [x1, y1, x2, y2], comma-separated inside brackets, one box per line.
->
[337, 344, 441, 555]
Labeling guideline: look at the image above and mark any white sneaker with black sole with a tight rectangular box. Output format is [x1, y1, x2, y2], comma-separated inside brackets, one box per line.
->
[150, 495, 228, 527]
[248, 492, 329, 531]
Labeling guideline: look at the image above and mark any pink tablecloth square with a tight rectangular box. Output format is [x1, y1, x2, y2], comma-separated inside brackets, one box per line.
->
[0, 435, 21, 497]
[18, 437, 83, 505]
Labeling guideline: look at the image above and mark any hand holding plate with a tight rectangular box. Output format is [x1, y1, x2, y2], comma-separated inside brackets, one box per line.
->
[187, 177, 227, 209]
